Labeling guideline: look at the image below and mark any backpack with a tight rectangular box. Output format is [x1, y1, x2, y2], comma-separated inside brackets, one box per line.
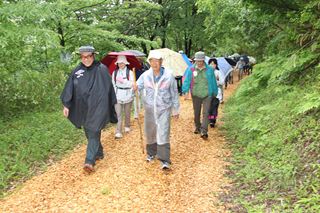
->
[114, 67, 130, 83]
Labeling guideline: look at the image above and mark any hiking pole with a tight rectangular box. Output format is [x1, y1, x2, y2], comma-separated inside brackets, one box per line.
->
[133, 68, 145, 154]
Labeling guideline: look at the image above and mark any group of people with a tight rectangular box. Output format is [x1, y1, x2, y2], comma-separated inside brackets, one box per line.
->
[60, 45, 224, 173]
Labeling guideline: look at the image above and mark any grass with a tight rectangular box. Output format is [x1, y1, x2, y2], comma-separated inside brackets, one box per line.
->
[0, 111, 84, 197]
[222, 49, 320, 211]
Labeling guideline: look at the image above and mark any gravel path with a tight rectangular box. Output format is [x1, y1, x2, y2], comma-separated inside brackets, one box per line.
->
[0, 80, 239, 212]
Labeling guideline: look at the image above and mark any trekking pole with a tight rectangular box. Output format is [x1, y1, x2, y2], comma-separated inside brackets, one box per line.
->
[133, 68, 145, 154]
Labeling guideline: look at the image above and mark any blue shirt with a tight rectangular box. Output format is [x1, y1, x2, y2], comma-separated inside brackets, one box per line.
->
[154, 67, 164, 83]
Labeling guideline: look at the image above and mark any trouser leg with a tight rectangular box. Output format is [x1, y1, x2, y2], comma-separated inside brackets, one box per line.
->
[201, 96, 212, 134]
[156, 110, 171, 163]
[192, 95, 202, 129]
[84, 128, 102, 165]
[115, 103, 123, 134]
[219, 85, 224, 102]
[144, 107, 157, 156]
[124, 101, 132, 128]
[157, 144, 171, 164]
[97, 142, 104, 158]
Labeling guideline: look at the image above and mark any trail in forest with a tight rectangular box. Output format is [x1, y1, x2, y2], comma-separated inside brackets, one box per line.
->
[0, 77, 240, 212]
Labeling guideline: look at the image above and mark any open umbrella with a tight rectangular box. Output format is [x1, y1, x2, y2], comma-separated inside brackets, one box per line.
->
[150, 48, 188, 77]
[181, 53, 193, 67]
[240, 55, 249, 64]
[216, 57, 234, 84]
[248, 56, 256, 65]
[101, 52, 142, 75]
[224, 57, 237, 66]
[120, 50, 146, 57]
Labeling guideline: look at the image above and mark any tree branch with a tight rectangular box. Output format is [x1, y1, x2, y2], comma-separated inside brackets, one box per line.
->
[73, 0, 108, 12]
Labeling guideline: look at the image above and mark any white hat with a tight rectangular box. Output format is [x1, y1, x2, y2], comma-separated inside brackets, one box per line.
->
[115, 55, 130, 65]
[148, 50, 163, 61]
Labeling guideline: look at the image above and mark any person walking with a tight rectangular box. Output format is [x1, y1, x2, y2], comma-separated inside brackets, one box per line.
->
[112, 55, 135, 139]
[60, 45, 117, 173]
[182, 51, 218, 139]
[208, 58, 223, 127]
[134, 50, 180, 170]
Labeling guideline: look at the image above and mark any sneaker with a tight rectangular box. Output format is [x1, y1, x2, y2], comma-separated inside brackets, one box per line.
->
[83, 164, 94, 173]
[210, 119, 216, 128]
[194, 128, 201, 134]
[146, 155, 155, 162]
[115, 133, 123, 139]
[124, 127, 131, 133]
[200, 132, 208, 139]
[160, 161, 170, 170]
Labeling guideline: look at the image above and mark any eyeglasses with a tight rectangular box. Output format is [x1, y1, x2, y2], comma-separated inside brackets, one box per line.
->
[80, 54, 93, 60]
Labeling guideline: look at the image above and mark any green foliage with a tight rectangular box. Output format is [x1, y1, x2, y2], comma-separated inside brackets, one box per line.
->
[197, 0, 320, 59]
[0, 111, 84, 197]
[0, 66, 68, 117]
[0, 0, 159, 116]
[223, 47, 320, 211]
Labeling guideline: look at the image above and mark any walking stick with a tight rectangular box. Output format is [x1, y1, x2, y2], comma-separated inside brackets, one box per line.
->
[133, 68, 145, 154]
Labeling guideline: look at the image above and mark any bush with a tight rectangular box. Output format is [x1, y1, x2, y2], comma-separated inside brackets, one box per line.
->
[0, 64, 70, 118]
[223, 48, 320, 211]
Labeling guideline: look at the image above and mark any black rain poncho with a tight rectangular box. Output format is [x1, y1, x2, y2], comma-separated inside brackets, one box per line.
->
[61, 61, 117, 132]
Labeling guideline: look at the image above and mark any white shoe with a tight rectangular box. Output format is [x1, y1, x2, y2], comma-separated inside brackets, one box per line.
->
[124, 127, 131, 133]
[161, 161, 170, 170]
[115, 133, 123, 139]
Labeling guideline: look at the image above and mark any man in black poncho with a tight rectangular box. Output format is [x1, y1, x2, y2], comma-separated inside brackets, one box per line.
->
[60, 45, 117, 173]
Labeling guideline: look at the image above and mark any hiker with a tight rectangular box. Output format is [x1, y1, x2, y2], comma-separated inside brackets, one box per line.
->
[182, 51, 218, 139]
[60, 45, 117, 173]
[134, 50, 180, 170]
[112, 55, 135, 139]
[208, 58, 223, 127]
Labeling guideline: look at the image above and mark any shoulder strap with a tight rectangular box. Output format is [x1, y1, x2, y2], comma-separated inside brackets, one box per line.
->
[114, 69, 118, 82]
[126, 67, 130, 80]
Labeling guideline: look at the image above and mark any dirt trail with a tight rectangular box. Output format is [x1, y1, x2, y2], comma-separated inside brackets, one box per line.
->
[0, 80, 239, 212]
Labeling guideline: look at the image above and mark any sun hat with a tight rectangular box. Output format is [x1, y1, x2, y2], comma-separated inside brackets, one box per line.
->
[194, 51, 205, 61]
[115, 55, 130, 65]
[148, 50, 163, 61]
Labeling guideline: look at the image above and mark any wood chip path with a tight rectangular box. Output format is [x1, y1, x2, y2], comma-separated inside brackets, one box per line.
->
[0, 80, 240, 212]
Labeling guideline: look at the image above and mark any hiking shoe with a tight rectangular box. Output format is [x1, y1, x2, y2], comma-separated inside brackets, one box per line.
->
[83, 164, 94, 173]
[210, 119, 216, 128]
[200, 132, 208, 139]
[146, 155, 155, 162]
[115, 133, 123, 139]
[124, 127, 131, 133]
[160, 161, 170, 170]
[194, 128, 201, 134]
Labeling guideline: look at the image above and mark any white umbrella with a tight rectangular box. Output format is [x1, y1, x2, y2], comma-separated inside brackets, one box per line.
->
[148, 48, 188, 76]
[216, 57, 234, 84]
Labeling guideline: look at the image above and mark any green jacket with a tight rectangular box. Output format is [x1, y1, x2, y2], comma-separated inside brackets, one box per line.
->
[182, 63, 218, 97]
